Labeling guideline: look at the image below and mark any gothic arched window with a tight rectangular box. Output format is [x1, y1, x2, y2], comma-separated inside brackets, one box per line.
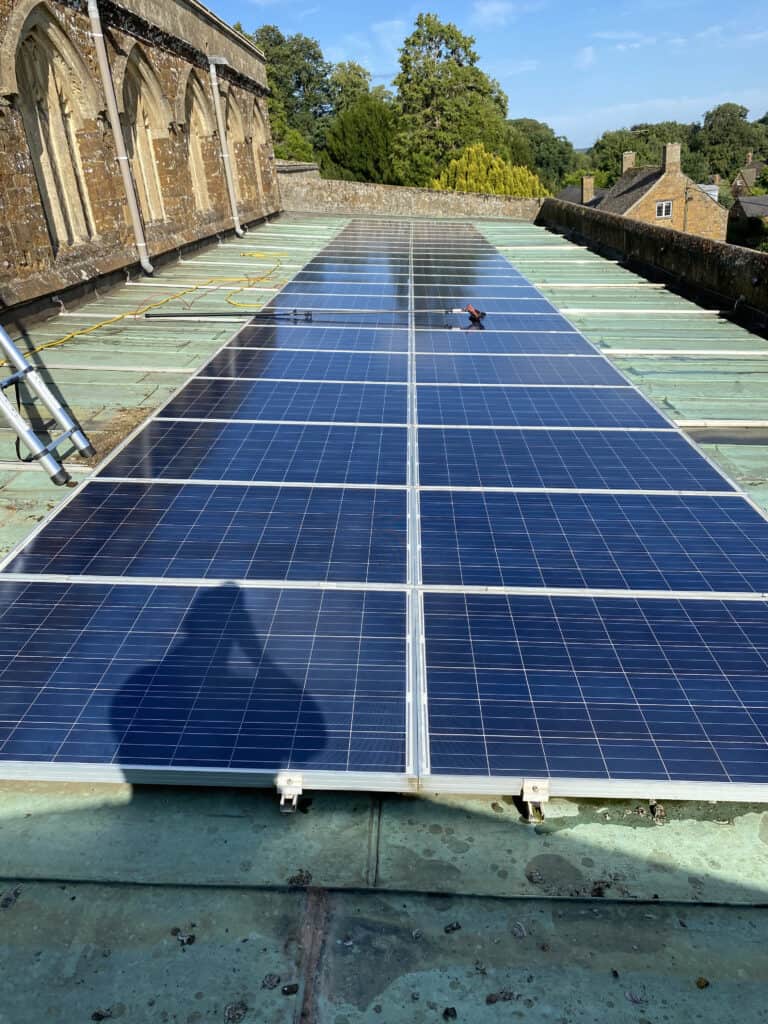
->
[184, 72, 213, 212]
[16, 6, 96, 253]
[122, 48, 167, 223]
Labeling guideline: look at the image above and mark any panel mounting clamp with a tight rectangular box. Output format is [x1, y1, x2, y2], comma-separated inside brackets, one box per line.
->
[521, 778, 550, 822]
[276, 772, 303, 813]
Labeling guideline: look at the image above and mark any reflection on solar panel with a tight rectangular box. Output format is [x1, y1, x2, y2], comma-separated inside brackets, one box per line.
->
[0, 582, 407, 774]
[200, 348, 408, 382]
[2, 217, 768, 801]
[100, 421, 407, 485]
[230, 325, 408, 352]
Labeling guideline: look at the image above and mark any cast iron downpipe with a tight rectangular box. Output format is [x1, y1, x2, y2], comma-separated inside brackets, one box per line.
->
[209, 57, 245, 237]
[87, 0, 154, 274]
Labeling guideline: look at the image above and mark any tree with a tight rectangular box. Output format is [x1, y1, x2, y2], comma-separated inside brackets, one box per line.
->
[507, 118, 576, 189]
[431, 143, 548, 197]
[587, 121, 709, 184]
[274, 127, 315, 161]
[320, 94, 397, 183]
[697, 103, 765, 179]
[328, 61, 372, 113]
[251, 25, 331, 151]
[391, 13, 510, 187]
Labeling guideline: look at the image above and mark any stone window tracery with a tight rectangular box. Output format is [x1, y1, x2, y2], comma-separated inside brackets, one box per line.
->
[184, 72, 213, 212]
[16, 13, 96, 254]
[122, 49, 167, 224]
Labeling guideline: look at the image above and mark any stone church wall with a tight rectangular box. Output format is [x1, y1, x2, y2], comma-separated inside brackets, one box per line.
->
[0, 0, 280, 312]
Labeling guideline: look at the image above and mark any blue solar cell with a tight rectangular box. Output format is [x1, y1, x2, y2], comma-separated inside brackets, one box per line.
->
[424, 592, 768, 782]
[417, 428, 734, 492]
[161, 379, 407, 424]
[100, 421, 407, 486]
[0, 582, 407, 773]
[230, 325, 407, 351]
[416, 354, 624, 386]
[415, 331, 591, 355]
[417, 385, 665, 428]
[4, 481, 407, 584]
[200, 348, 408, 382]
[420, 491, 768, 592]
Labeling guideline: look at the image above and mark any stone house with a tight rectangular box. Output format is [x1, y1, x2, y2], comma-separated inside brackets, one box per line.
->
[558, 145, 728, 242]
[728, 193, 768, 248]
[731, 152, 767, 197]
[0, 0, 281, 312]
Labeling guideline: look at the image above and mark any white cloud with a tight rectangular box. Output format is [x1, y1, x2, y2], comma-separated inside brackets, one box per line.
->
[471, 0, 545, 27]
[494, 58, 540, 76]
[371, 18, 408, 61]
[574, 45, 596, 70]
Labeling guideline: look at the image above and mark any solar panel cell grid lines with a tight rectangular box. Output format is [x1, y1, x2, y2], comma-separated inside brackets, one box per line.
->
[3, 216, 768, 799]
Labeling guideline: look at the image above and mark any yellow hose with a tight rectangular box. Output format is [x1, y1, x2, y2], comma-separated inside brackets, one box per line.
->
[1, 251, 289, 369]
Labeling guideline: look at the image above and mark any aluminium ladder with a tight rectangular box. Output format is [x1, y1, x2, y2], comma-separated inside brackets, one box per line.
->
[0, 325, 95, 485]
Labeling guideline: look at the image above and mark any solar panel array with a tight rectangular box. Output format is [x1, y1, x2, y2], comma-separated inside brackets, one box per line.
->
[2, 218, 768, 798]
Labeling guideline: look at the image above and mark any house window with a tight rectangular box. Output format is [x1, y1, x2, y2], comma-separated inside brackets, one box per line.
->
[656, 200, 673, 218]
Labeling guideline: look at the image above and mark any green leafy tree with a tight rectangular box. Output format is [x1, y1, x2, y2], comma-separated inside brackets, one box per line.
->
[587, 122, 711, 184]
[697, 103, 765, 179]
[431, 143, 548, 197]
[507, 118, 576, 189]
[274, 127, 315, 161]
[391, 13, 510, 187]
[751, 168, 768, 195]
[328, 61, 372, 113]
[251, 25, 331, 151]
[559, 167, 612, 189]
[320, 94, 398, 183]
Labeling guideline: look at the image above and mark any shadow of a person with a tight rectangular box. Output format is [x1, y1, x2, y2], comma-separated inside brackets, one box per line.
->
[110, 583, 330, 778]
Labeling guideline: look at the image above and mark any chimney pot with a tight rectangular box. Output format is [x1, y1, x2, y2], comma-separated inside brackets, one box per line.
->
[661, 142, 681, 173]
[581, 175, 595, 204]
[621, 151, 636, 174]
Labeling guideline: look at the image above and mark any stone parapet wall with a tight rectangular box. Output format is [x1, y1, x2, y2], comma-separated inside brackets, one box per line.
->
[537, 198, 768, 318]
[276, 170, 542, 220]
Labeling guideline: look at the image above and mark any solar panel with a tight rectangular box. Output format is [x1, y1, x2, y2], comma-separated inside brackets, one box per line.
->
[3, 216, 768, 800]
[229, 325, 408, 352]
[416, 354, 625, 386]
[0, 582, 408, 775]
[200, 348, 408, 382]
[160, 379, 407, 423]
[6, 481, 407, 583]
[423, 592, 768, 784]
[416, 314, 576, 332]
[415, 332, 591, 355]
[420, 491, 768, 592]
[99, 420, 408, 486]
[416, 385, 667, 428]
[417, 428, 736, 492]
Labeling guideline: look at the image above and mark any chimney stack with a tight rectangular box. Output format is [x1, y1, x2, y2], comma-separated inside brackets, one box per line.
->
[622, 151, 636, 174]
[661, 142, 681, 173]
[747, 150, 754, 165]
[581, 175, 595, 204]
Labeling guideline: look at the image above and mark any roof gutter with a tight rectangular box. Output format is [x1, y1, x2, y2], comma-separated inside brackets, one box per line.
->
[209, 58, 245, 238]
[87, 0, 153, 275]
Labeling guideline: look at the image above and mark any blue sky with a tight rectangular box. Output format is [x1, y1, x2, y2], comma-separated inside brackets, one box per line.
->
[209, 0, 768, 147]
